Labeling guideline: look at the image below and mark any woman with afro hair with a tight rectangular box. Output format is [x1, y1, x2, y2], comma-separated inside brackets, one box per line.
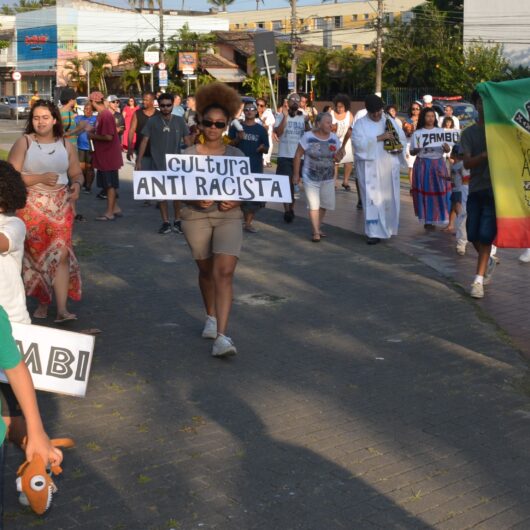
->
[180, 82, 245, 358]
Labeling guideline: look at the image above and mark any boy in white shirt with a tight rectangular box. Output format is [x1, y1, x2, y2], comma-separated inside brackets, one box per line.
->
[450, 146, 470, 256]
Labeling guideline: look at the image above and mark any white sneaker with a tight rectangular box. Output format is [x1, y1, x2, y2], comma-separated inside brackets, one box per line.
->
[519, 249, 530, 263]
[212, 334, 237, 357]
[201, 315, 217, 339]
[470, 282, 484, 299]
[484, 256, 497, 285]
[456, 242, 466, 256]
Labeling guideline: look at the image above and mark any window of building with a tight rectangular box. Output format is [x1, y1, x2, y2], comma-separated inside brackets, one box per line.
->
[257, 22, 265, 29]
[352, 14, 358, 21]
[384, 13, 394, 24]
[235, 23, 240, 29]
[364, 13, 370, 20]
[272, 20, 282, 30]
[314, 17, 325, 29]
[364, 44, 371, 51]
[334, 16, 343, 28]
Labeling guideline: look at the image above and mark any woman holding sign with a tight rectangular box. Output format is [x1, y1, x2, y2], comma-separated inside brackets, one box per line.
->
[180, 82, 244, 358]
[410, 108, 452, 229]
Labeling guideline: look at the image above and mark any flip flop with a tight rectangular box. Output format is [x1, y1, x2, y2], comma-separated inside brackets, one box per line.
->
[54, 313, 78, 324]
[311, 234, 321, 243]
[95, 215, 115, 221]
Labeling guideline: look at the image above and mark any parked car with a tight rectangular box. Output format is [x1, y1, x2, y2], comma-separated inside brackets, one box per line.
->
[432, 99, 477, 129]
[0, 95, 30, 119]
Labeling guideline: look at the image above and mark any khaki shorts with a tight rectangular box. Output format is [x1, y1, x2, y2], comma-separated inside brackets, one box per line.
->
[181, 206, 243, 260]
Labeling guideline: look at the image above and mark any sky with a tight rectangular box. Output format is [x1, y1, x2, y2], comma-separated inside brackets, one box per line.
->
[0, 0, 352, 14]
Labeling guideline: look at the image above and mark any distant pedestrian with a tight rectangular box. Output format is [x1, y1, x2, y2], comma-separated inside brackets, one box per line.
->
[256, 98, 275, 167]
[171, 94, 185, 117]
[274, 93, 310, 223]
[330, 94, 354, 191]
[127, 92, 157, 169]
[136, 92, 191, 234]
[461, 90, 497, 299]
[180, 82, 244, 358]
[122, 97, 139, 151]
[107, 95, 125, 143]
[403, 102, 421, 190]
[88, 91, 123, 221]
[438, 104, 460, 129]
[449, 145, 470, 255]
[293, 112, 341, 242]
[75, 104, 97, 193]
[228, 101, 269, 233]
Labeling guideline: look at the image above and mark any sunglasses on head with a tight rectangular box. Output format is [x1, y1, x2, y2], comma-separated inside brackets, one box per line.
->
[201, 119, 226, 129]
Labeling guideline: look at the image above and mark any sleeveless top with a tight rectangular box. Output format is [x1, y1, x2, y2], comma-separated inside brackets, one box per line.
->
[135, 109, 155, 155]
[332, 111, 352, 141]
[22, 136, 69, 186]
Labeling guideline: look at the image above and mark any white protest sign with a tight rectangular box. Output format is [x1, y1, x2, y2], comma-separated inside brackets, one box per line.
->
[413, 128, 460, 149]
[0, 323, 95, 397]
[133, 154, 292, 203]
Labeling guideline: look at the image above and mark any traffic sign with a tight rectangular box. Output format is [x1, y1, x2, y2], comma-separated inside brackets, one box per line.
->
[158, 69, 168, 87]
[139, 66, 153, 74]
[144, 51, 159, 65]
[288, 72, 295, 91]
[12, 71, 21, 81]
[83, 60, 93, 73]
[158, 62, 166, 70]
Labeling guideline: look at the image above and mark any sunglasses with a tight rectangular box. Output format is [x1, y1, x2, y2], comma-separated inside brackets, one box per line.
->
[159, 103, 173, 108]
[412, 107, 420, 111]
[201, 119, 227, 129]
[244, 107, 257, 112]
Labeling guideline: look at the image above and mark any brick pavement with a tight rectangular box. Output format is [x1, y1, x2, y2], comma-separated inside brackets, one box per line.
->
[3, 163, 530, 529]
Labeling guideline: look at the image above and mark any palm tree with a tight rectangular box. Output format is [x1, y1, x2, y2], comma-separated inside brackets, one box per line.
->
[121, 69, 142, 94]
[207, 0, 235, 12]
[87, 52, 112, 93]
[119, 39, 156, 70]
[64, 57, 86, 92]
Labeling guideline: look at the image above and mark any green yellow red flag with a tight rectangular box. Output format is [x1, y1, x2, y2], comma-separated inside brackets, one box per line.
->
[477, 78, 530, 247]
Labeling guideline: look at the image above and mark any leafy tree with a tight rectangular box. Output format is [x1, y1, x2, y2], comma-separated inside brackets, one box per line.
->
[207, 0, 235, 12]
[2, 0, 56, 14]
[242, 71, 272, 98]
[64, 57, 86, 92]
[87, 52, 112, 93]
[118, 39, 156, 92]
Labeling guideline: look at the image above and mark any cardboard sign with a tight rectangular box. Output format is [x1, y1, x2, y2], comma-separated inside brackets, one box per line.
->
[0, 323, 95, 397]
[413, 128, 460, 149]
[133, 154, 292, 203]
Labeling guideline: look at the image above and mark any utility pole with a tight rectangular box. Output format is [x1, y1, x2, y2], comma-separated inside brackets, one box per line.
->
[290, 0, 297, 90]
[159, 0, 165, 63]
[375, 0, 384, 96]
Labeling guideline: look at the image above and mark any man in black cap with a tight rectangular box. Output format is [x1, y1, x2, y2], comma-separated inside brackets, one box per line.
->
[346, 94, 406, 244]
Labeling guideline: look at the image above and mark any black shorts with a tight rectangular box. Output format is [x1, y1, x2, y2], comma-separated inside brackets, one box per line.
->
[0, 383, 22, 418]
[97, 170, 120, 190]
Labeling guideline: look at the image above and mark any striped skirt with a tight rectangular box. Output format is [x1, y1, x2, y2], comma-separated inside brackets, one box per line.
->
[411, 157, 451, 225]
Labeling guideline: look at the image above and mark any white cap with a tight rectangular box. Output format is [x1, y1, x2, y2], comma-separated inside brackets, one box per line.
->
[423, 94, 433, 104]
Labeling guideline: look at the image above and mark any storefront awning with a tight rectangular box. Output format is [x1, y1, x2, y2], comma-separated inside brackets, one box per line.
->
[205, 68, 247, 83]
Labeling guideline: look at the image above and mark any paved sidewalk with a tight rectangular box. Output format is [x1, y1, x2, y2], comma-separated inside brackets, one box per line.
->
[4, 163, 530, 530]
[272, 180, 530, 359]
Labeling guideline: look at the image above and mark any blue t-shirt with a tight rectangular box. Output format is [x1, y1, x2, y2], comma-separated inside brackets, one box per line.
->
[228, 122, 269, 173]
[75, 115, 97, 151]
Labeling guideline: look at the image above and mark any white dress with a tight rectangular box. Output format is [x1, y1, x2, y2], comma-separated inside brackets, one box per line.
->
[351, 116, 406, 239]
[331, 110, 354, 164]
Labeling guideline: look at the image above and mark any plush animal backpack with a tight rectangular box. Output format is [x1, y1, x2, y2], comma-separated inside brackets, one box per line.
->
[16, 438, 75, 515]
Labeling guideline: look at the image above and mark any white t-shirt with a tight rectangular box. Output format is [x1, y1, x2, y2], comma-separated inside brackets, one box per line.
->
[274, 113, 306, 158]
[0, 214, 30, 324]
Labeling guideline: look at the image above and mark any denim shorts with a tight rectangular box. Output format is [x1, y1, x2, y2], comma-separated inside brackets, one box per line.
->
[466, 188, 497, 245]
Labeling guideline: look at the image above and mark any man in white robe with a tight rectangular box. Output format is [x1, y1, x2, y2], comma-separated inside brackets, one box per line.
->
[349, 95, 406, 244]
